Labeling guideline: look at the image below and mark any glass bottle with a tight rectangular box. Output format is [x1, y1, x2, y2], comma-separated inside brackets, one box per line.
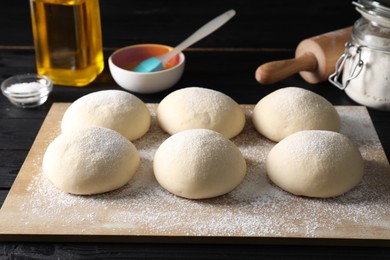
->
[29, 0, 104, 87]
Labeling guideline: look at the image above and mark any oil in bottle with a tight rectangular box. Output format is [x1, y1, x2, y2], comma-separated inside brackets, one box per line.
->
[29, 0, 104, 87]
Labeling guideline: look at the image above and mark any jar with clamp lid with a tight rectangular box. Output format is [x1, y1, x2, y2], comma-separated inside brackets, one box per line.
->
[329, 0, 390, 111]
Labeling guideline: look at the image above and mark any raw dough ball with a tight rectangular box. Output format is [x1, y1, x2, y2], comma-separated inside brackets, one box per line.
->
[252, 87, 340, 142]
[42, 126, 140, 195]
[266, 130, 364, 198]
[61, 90, 150, 140]
[157, 87, 245, 139]
[153, 129, 247, 199]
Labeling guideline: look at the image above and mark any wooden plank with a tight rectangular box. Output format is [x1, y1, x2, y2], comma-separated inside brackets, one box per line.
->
[0, 103, 390, 244]
[2, 242, 390, 259]
[0, 119, 42, 150]
[368, 109, 390, 159]
[0, 49, 358, 107]
[0, 151, 28, 189]
[0, 190, 8, 209]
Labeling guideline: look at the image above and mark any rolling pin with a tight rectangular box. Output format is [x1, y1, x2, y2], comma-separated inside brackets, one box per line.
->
[255, 27, 352, 84]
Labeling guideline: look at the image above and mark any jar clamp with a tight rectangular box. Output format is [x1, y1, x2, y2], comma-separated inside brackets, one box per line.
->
[329, 42, 364, 90]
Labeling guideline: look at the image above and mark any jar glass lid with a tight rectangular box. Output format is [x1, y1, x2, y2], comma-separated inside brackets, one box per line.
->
[353, 0, 390, 19]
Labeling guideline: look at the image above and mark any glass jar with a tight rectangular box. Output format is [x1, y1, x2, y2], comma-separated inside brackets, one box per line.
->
[29, 0, 104, 87]
[329, 0, 390, 111]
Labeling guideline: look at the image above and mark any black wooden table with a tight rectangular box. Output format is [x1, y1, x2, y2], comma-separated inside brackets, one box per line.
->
[1, 1, 390, 259]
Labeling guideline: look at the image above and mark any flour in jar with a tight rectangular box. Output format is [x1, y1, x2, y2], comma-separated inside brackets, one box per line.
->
[343, 45, 390, 110]
[340, 5, 390, 111]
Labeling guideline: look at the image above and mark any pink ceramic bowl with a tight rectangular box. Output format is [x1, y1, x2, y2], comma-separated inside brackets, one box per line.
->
[109, 44, 185, 94]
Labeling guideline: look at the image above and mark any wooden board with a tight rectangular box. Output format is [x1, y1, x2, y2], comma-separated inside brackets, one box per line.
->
[1, 103, 390, 245]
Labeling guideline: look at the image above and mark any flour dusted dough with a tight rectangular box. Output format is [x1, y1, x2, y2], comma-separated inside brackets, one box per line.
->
[252, 87, 340, 142]
[61, 90, 150, 140]
[157, 87, 245, 139]
[266, 130, 364, 198]
[42, 126, 140, 195]
[153, 129, 247, 199]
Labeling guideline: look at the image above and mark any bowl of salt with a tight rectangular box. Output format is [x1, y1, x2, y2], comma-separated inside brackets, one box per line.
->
[1, 73, 53, 108]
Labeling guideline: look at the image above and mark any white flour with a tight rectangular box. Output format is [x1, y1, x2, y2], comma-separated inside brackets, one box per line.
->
[344, 45, 390, 110]
[18, 106, 390, 238]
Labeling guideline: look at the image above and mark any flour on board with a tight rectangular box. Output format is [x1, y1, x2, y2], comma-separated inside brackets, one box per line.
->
[19, 106, 390, 238]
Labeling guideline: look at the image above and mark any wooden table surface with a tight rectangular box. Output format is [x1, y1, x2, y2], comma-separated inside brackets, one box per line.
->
[1, 1, 390, 259]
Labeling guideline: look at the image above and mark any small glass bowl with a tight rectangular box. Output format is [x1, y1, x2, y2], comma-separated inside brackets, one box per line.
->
[1, 73, 53, 108]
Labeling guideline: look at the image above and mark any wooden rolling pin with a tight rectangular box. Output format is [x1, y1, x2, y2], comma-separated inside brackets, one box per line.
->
[255, 27, 352, 84]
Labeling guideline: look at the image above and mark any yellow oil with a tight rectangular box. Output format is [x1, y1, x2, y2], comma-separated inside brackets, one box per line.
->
[30, 0, 104, 87]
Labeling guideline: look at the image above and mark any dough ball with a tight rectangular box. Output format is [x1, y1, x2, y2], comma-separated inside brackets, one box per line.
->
[252, 87, 340, 142]
[42, 126, 140, 195]
[61, 90, 150, 140]
[153, 129, 247, 199]
[266, 130, 364, 198]
[157, 87, 245, 139]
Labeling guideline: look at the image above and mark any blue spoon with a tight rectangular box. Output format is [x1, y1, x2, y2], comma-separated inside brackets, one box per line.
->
[132, 9, 236, 73]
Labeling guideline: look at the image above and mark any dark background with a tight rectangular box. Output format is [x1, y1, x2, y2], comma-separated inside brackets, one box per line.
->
[2, 1, 390, 259]
[1, 0, 358, 48]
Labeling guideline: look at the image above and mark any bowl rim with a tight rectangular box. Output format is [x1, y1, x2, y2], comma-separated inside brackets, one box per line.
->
[1, 73, 53, 97]
[108, 43, 185, 74]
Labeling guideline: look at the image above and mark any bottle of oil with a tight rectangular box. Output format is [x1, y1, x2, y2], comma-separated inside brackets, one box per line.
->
[29, 0, 104, 87]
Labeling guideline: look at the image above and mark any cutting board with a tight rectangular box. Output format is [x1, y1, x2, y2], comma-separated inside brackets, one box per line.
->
[1, 103, 390, 245]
